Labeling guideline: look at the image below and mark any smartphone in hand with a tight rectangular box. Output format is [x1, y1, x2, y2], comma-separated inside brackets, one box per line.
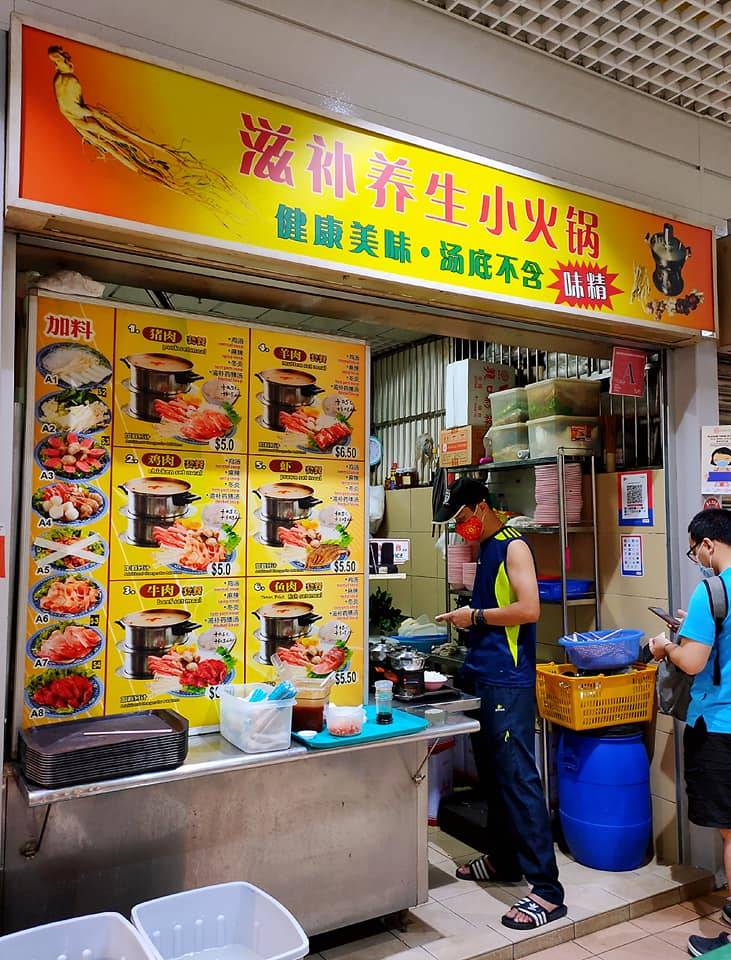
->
[648, 606, 682, 632]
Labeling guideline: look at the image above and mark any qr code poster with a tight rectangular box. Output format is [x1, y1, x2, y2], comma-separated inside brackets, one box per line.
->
[617, 471, 654, 527]
[701, 426, 731, 495]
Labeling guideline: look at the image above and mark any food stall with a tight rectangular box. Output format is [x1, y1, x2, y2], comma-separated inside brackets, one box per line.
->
[0, 15, 720, 934]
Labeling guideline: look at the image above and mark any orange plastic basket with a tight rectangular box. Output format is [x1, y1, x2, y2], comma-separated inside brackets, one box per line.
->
[536, 662, 657, 731]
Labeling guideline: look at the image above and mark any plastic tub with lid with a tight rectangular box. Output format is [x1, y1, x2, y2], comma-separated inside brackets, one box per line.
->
[132, 881, 309, 960]
[525, 378, 600, 419]
[219, 683, 295, 754]
[486, 423, 530, 462]
[528, 416, 600, 459]
[489, 387, 528, 426]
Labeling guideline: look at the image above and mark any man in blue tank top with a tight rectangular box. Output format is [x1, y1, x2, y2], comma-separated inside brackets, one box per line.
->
[435, 477, 566, 931]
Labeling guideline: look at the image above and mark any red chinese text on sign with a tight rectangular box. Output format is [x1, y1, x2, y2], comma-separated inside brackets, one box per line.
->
[306, 134, 356, 199]
[240, 113, 295, 186]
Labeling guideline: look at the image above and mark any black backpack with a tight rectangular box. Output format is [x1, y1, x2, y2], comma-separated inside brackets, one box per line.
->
[655, 576, 727, 721]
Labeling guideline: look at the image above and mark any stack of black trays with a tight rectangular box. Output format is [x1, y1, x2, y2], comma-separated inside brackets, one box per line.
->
[19, 710, 189, 788]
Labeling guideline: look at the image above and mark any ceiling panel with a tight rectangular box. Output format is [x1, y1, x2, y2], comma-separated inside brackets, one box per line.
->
[410, 0, 731, 124]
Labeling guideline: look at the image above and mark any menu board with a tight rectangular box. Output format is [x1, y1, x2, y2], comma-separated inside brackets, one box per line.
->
[113, 308, 249, 453]
[247, 456, 365, 576]
[18, 294, 368, 732]
[245, 575, 363, 693]
[249, 327, 366, 460]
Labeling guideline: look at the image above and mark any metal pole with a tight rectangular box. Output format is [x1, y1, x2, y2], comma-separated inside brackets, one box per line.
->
[557, 449, 569, 636]
[591, 455, 601, 628]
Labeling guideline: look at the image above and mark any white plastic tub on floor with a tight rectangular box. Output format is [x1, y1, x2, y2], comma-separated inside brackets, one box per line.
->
[132, 882, 309, 960]
[0, 912, 156, 960]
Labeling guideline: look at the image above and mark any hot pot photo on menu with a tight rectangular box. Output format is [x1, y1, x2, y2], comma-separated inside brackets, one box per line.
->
[249, 328, 366, 459]
[109, 450, 245, 578]
[106, 577, 244, 731]
[245, 575, 364, 704]
[247, 457, 364, 575]
[113, 309, 249, 453]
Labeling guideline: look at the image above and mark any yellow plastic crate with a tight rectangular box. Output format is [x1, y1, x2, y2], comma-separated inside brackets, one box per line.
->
[536, 662, 657, 731]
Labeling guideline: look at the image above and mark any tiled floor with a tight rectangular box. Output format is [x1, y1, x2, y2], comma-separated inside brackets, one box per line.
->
[307, 829, 723, 960]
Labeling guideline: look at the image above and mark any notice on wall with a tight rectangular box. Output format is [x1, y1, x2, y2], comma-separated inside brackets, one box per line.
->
[617, 470, 653, 527]
[609, 347, 646, 398]
[17, 294, 367, 731]
[701, 426, 731, 494]
[620, 535, 644, 577]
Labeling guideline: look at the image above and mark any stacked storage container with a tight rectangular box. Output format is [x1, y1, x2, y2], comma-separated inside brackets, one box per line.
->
[524, 378, 601, 459]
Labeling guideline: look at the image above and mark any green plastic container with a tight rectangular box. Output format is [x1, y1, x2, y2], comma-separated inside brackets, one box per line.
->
[489, 387, 528, 426]
[525, 378, 600, 419]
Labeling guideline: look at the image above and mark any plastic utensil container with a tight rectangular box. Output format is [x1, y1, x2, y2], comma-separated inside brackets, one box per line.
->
[132, 881, 309, 960]
[489, 387, 528, 425]
[528, 415, 600, 459]
[525, 378, 601, 419]
[219, 684, 294, 754]
[486, 423, 530, 463]
[327, 704, 366, 737]
[538, 577, 594, 602]
[0, 913, 156, 960]
[559, 629, 644, 671]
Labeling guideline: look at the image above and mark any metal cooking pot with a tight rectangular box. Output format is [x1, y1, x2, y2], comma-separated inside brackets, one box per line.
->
[645, 223, 691, 297]
[127, 386, 182, 423]
[122, 354, 203, 394]
[126, 514, 181, 549]
[254, 602, 322, 640]
[257, 634, 296, 666]
[258, 399, 294, 433]
[253, 483, 322, 520]
[388, 649, 427, 672]
[121, 643, 175, 680]
[257, 515, 296, 548]
[116, 609, 200, 650]
[256, 369, 324, 408]
[120, 478, 200, 519]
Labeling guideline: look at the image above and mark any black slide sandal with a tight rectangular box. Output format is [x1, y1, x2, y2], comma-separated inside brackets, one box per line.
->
[456, 855, 522, 883]
[501, 897, 568, 930]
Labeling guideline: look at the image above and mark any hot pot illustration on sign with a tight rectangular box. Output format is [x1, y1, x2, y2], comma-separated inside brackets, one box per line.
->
[121, 352, 241, 444]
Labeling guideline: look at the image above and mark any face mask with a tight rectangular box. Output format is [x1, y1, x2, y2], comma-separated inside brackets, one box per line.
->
[456, 515, 483, 542]
[697, 543, 715, 578]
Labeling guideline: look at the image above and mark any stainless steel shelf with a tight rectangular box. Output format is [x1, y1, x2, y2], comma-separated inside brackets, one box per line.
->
[542, 596, 597, 607]
[449, 453, 596, 474]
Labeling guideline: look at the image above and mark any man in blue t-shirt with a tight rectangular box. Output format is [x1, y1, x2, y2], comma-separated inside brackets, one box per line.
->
[650, 508, 731, 957]
[435, 478, 565, 932]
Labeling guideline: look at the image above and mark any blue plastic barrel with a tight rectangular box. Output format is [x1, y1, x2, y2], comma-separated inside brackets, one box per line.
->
[557, 729, 651, 871]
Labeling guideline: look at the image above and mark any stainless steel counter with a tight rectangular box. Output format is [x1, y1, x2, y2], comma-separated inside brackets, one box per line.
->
[4, 710, 479, 936]
[17, 710, 479, 807]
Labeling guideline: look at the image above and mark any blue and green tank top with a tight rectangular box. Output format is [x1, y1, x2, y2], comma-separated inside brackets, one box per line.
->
[464, 526, 537, 688]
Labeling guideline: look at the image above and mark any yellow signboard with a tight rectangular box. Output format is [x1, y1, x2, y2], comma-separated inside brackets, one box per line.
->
[12, 23, 716, 337]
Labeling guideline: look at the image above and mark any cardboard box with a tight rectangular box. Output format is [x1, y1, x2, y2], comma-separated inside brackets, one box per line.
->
[439, 426, 486, 468]
[445, 359, 516, 428]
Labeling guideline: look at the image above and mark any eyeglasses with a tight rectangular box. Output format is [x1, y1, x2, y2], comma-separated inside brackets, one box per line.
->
[686, 542, 702, 563]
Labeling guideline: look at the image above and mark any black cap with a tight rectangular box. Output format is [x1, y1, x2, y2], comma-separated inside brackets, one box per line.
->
[434, 477, 493, 523]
